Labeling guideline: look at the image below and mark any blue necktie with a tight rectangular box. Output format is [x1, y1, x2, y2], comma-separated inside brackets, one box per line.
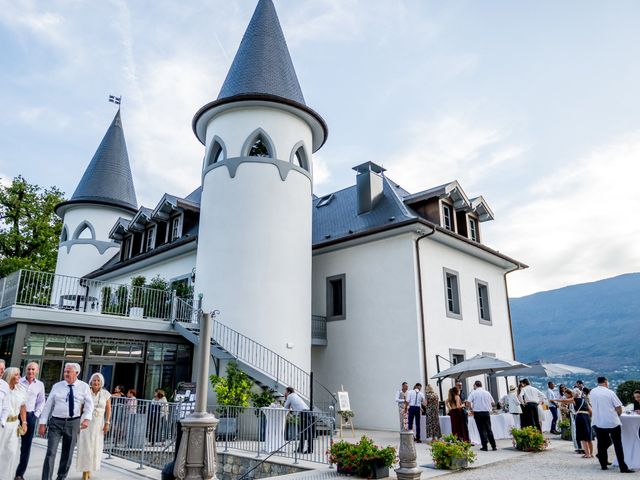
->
[68, 385, 74, 418]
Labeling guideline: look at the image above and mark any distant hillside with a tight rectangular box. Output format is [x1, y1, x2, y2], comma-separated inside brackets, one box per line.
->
[509, 273, 640, 371]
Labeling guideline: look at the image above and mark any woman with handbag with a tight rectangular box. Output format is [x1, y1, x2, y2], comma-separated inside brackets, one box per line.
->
[0, 367, 27, 480]
[556, 388, 593, 457]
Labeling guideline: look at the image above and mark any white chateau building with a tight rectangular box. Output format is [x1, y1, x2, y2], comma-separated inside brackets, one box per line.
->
[0, 0, 525, 430]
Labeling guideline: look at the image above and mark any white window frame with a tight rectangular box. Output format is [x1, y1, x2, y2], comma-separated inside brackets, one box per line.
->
[476, 279, 492, 325]
[170, 214, 183, 241]
[443, 267, 462, 319]
[469, 217, 479, 242]
[145, 225, 156, 252]
[442, 202, 453, 231]
[123, 235, 133, 260]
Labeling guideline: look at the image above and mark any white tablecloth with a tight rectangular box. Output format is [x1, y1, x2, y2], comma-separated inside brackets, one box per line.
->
[430, 411, 552, 444]
[261, 407, 286, 453]
[619, 414, 640, 469]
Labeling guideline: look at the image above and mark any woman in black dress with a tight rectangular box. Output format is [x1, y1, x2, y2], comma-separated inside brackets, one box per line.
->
[557, 389, 593, 457]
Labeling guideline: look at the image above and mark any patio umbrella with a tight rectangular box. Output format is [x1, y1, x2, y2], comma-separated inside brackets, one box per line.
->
[493, 360, 594, 377]
[431, 354, 530, 380]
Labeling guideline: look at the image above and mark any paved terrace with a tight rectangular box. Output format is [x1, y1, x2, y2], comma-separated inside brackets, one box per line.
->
[25, 429, 633, 480]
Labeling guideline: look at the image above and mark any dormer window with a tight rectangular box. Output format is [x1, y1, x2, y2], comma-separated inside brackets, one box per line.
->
[442, 203, 453, 231]
[122, 235, 133, 261]
[316, 193, 334, 208]
[469, 218, 479, 242]
[291, 143, 308, 171]
[170, 215, 183, 241]
[249, 137, 270, 157]
[145, 226, 156, 251]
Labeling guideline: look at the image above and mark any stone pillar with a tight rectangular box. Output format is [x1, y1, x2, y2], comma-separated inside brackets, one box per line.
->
[395, 431, 422, 480]
[175, 313, 219, 480]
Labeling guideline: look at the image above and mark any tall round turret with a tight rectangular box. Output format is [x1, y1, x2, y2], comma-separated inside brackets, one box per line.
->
[55, 110, 138, 278]
[192, 0, 327, 371]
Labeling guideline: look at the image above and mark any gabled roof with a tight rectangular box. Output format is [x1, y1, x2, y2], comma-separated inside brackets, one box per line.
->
[403, 180, 470, 209]
[127, 207, 154, 232]
[56, 110, 137, 216]
[151, 193, 200, 221]
[312, 177, 417, 245]
[470, 196, 495, 222]
[108, 217, 130, 242]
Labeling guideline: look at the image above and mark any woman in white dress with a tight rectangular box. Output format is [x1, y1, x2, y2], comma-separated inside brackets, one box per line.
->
[76, 373, 112, 480]
[0, 367, 27, 480]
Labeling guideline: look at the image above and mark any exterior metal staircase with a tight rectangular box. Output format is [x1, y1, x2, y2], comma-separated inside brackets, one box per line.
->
[171, 298, 336, 412]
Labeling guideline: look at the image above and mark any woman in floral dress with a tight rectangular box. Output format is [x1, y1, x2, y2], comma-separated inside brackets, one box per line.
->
[423, 384, 441, 440]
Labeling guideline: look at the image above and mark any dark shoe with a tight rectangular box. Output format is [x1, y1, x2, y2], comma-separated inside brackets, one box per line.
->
[15, 477, 25, 480]
[480, 447, 488, 451]
[551, 430, 560, 434]
[602, 467, 609, 471]
[492, 447, 497, 451]
[620, 470, 634, 473]
[415, 439, 422, 443]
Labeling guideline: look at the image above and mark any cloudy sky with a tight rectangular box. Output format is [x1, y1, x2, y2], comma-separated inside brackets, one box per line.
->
[1, 0, 639, 297]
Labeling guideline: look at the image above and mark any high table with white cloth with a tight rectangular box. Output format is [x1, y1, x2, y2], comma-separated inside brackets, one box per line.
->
[618, 414, 640, 470]
[261, 406, 287, 453]
[434, 410, 553, 444]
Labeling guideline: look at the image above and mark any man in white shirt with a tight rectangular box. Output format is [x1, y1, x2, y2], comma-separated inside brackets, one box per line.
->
[38, 362, 94, 480]
[15, 362, 46, 480]
[466, 380, 497, 451]
[519, 378, 545, 431]
[590, 376, 632, 473]
[395, 382, 409, 431]
[0, 359, 9, 429]
[546, 381, 560, 434]
[406, 383, 425, 442]
[284, 387, 313, 454]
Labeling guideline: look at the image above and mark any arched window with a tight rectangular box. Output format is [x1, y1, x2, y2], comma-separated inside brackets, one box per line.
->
[72, 221, 96, 240]
[249, 137, 270, 157]
[60, 225, 69, 242]
[292, 145, 308, 171]
[206, 138, 226, 167]
[243, 129, 275, 158]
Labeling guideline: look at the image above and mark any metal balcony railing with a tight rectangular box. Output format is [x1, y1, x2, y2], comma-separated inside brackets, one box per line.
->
[0, 269, 176, 321]
[312, 315, 327, 343]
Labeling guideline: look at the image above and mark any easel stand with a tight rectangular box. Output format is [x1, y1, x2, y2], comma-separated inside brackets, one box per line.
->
[339, 415, 355, 438]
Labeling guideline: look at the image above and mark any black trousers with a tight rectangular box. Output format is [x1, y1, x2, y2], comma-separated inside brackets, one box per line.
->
[297, 411, 314, 453]
[521, 402, 541, 431]
[16, 411, 38, 477]
[42, 417, 80, 480]
[595, 425, 628, 471]
[473, 411, 495, 449]
[407, 406, 421, 440]
[549, 406, 558, 432]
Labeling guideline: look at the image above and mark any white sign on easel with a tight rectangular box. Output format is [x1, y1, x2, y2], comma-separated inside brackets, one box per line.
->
[337, 387, 354, 438]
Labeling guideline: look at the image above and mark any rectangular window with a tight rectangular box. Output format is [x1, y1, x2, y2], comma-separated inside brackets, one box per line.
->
[469, 218, 478, 242]
[326, 274, 346, 321]
[476, 280, 492, 324]
[171, 215, 182, 241]
[443, 268, 462, 319]
[442, 203, 453, 231]
[145, 226, 156, 251]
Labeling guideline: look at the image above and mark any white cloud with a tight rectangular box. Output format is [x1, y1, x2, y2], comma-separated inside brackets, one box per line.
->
[489, 131, 640, 297]
[0, 0, 67, 48]
[311, 154, 331, 191]
[384, 115, 523, 192]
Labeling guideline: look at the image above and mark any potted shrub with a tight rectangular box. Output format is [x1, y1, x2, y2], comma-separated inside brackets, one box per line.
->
[328, 436, 397, 478]
[557, 418, 572, 441]
[430, 434, 476, 470]
[210, 361, 254, 440]
[510, 426, 549, 452]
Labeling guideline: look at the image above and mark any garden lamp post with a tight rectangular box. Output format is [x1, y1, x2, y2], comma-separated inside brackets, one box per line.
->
[174, 311, 219, 479]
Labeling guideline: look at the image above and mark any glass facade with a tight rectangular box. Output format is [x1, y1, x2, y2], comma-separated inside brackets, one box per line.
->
[0, 332, 15, 364]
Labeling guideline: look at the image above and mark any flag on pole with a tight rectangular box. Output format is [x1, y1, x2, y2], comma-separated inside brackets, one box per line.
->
[108, 95, 121, 105]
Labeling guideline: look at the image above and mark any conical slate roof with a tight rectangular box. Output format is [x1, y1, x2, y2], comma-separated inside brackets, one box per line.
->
[56, 110, 137, 215]
[193, 0, 328, 150]
[217, 0, 305, 104]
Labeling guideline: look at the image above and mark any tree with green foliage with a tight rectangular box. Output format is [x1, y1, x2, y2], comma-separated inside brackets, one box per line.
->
[616, 380, 640, 405]
[0, 176, 64, 277]
[210, 361, 254, 415]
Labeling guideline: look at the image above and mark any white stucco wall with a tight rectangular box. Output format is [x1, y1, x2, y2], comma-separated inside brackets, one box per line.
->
[311, 233, 422, 431]
[419, 237, 516, 401]
[55, 205, 133, 278]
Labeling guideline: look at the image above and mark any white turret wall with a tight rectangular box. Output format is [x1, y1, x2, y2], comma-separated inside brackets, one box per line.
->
[195, 107, 314, 372]
[55, 205, 131, 278]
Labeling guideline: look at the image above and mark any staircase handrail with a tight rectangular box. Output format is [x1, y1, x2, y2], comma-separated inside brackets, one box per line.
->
[173, 306, 336, 410]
